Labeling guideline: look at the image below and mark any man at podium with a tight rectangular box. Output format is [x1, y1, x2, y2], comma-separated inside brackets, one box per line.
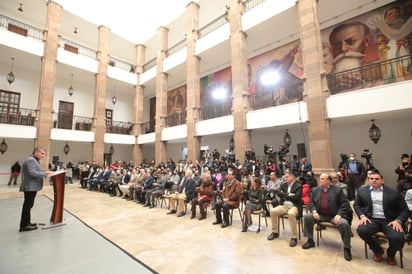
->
[19, 147, 54, 232]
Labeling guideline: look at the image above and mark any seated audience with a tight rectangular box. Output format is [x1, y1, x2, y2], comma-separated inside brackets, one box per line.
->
[191, 173, 214, 220]
[118, 168, 131, 197]
[331, 171, 348, 198]
[301, 173, 352, 261]
[167, 169, 197, 217]
[107, 169, 123, 197]
[144, 171, 167, 208]
[263, 172, 283, 216]
[267, 171, 302, 247]
[136, 170, 154, 204]
[212, 169, 242, 228]
[242, 177, 265, 232]
[354, 171, 409, 266]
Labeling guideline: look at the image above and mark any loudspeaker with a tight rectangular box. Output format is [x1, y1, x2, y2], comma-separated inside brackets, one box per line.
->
[297, 143, 306, 159]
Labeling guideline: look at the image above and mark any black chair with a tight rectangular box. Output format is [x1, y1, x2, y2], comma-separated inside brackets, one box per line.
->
[363, 232, 404, 268]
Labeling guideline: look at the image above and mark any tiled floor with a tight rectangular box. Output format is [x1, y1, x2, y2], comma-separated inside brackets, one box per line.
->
[0, 182, 410, 274]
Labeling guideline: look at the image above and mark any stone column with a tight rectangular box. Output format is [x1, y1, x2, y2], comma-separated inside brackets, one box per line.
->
[297, 0, 333, 173]
[37, 1, 62, 171]
[132, 44, 145, 165]
[154, 27, 169, 165]
[92, 26, 111, 165]
[228, 0, 251, 162]
[186, 2, 201, 162]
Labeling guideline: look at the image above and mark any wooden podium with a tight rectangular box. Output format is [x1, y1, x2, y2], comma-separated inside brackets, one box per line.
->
[44, 170, 66, 229]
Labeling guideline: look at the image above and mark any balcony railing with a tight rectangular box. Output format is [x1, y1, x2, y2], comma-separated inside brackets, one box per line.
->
[60, 37, 97, 59]
[327, 55, 412, 94]
[53, 113, 93, 131]
[199, 13, 228, 38]
[202, 101, 232, 120]
[167, 111, 186, 127]
[108, 56, 135, 73]
[250, 82, 304, 110]
[0, 108, 36, 126]
[0, 13, 43, 41]
[168, 39, 186, 56]
[106, 121, 133, 135]
[142, 120, 155, 134]
[143, 57, 157, 72]
[243, 0, 268, 12]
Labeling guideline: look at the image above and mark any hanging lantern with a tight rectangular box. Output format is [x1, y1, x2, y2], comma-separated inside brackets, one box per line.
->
[368, 119, 381, 144]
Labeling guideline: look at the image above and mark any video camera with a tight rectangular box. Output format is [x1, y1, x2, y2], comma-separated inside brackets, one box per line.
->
[264, 144, 277, 156]
[361, 149, 372, 159]
[278, 145, 289, 158]
[361, 149, 374, 169]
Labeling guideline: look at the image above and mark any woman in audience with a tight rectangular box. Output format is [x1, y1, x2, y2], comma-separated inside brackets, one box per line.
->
[242, 177, 265, 232]
[191, 173, 214, 220]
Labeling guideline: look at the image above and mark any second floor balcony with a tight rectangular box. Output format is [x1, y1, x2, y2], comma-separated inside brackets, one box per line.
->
[0, 108, 36, 126]
[53, 113, 93, 131]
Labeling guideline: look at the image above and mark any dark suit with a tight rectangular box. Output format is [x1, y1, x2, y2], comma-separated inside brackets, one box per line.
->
[170, 178, 197, 213]
[303, 185, 352, 248]
[269, 181, 302, 238]
[354, 185, 409, 257]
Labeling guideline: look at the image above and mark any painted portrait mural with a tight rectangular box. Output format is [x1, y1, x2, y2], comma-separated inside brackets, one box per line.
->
[322, 0, 412, 94]
[247, 40, 304, 109]
[167, 85, 187, 126]
[200, 67, 232, 119]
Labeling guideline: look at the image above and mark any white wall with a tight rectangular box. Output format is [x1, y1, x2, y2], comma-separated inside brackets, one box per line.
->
[331, 115, 412, 187]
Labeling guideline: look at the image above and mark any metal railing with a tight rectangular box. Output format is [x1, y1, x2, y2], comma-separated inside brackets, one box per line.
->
[142, 57, 157, 72]
[199, 13, 228, 38]
[327, 55, 412, 94]
[60, 37, 97, 59]
[108, 56, 135, 72]
[53, 113, 93, 131]
[142, 120, 155, 134]
[106, 120, 133, 134]
[0, 13, 43, 41]
[168, 39, 186, 56]
[167, 111, 186, 127]
[243, 0, 268, 12]
[250, 82, 304, 110]
[202, 101, 232, 120]
[0, 108, 36, 126]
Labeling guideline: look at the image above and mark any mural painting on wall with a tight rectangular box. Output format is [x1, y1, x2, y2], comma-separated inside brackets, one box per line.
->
[200, 67, 232, 119]
[322, 0, 412, 94]
[167, 85, 187, 126]
[247, 40, 304, 107]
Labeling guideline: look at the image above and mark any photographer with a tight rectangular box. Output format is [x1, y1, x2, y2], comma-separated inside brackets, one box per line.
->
[395, 154, 411, 182]
[342, 153, 365, 201]
[245, 146, 256, 163]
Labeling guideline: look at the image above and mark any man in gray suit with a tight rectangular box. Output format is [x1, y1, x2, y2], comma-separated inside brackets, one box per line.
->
[19, 147, 53, 232]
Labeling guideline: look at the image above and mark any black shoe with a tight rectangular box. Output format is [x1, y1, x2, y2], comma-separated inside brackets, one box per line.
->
[302, 239, 315, 249]
[267, 232, 279, 241]
[30, 223, 37, 227]
[221, 222, 229, 228]
[19, 225, 38, 232]
[143, 203, 150, 207]
[344, 248, 352, 261]
[190, 215, 196, 219]
[242, 227, 247, 232]
[167, 210, 177, 215]
[149, 205, 155, 209]
[289, 238, 298, 247]
[177, 212, 186, 217]
[213, 221, 222, 225]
